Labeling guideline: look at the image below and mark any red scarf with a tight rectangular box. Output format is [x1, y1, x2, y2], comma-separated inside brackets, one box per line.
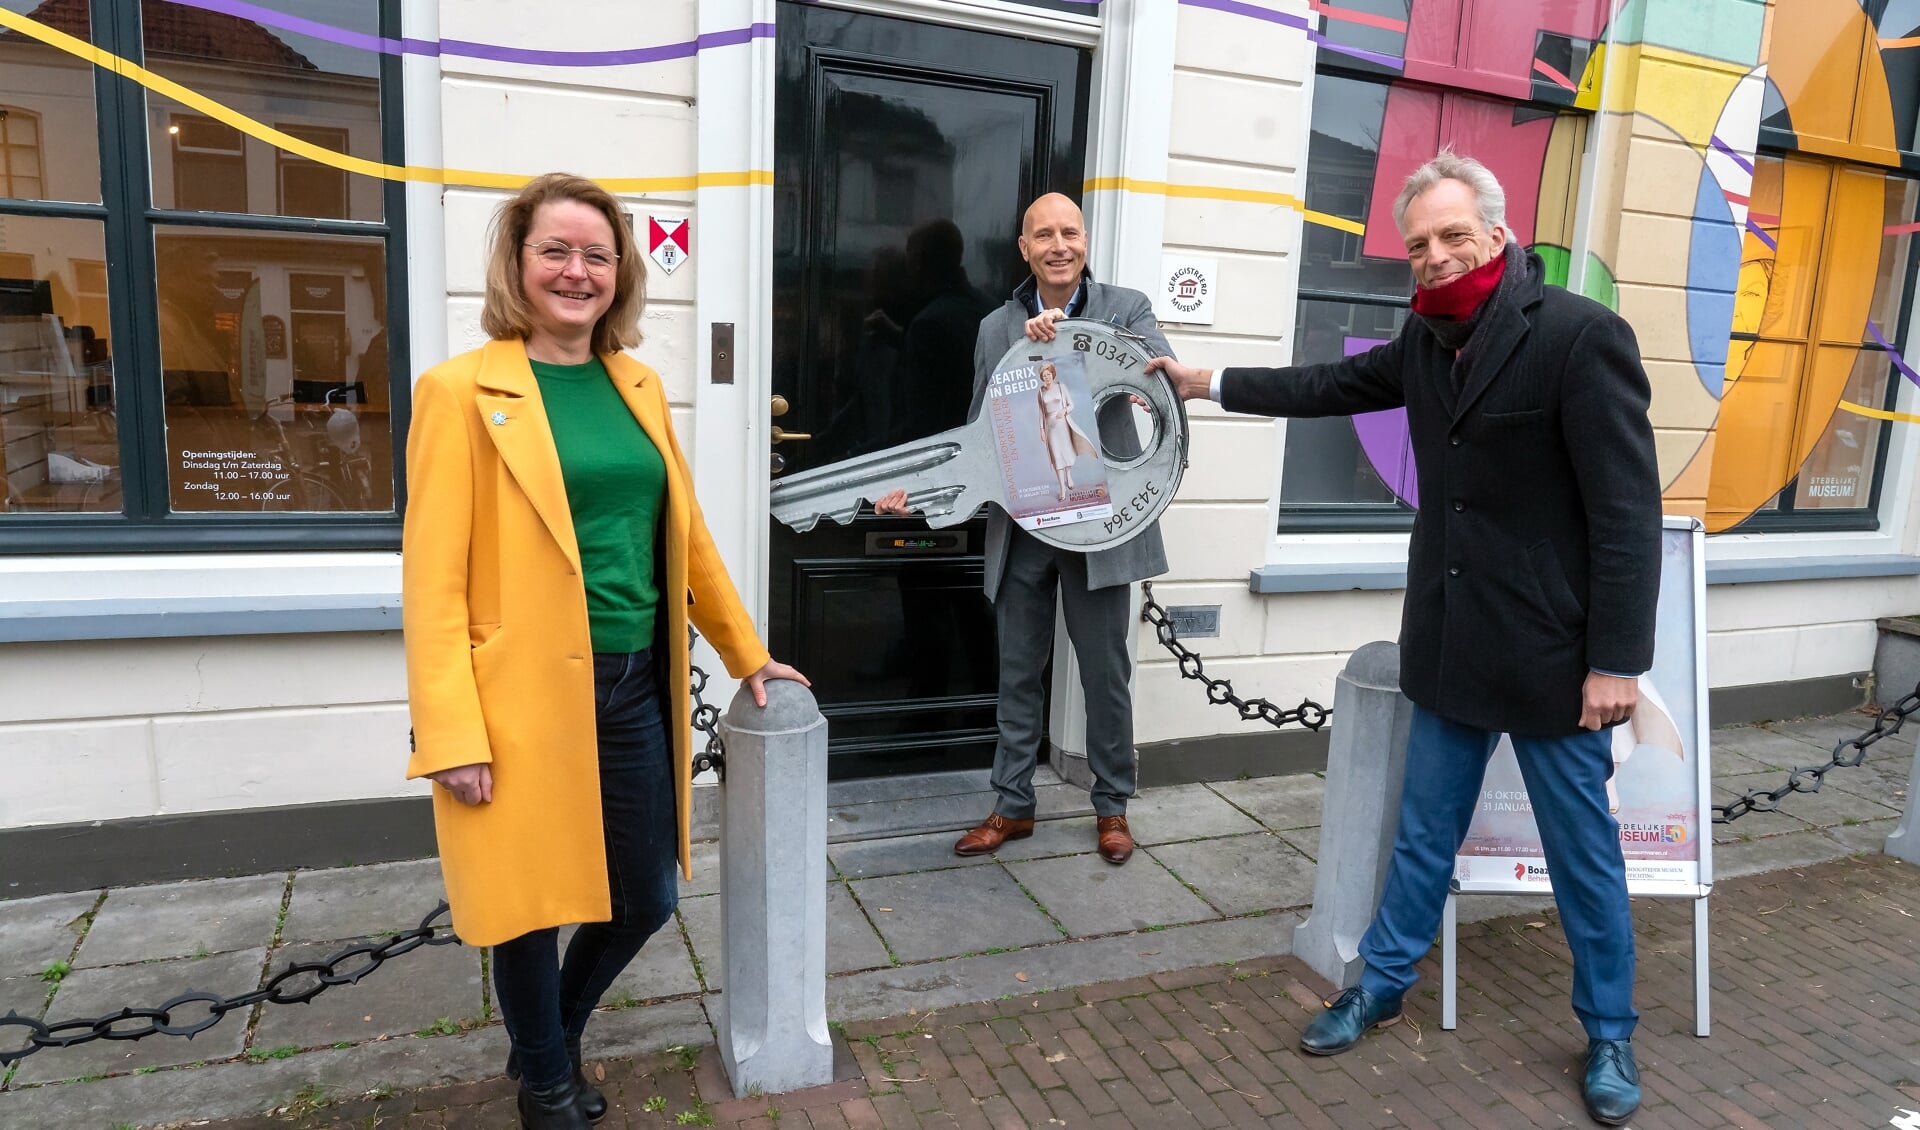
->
[1410, 251, 1507, 321]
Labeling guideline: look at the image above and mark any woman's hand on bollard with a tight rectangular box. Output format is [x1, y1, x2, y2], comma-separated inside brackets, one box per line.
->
[745, 659, 811, 707]
[429, 763, 493, 806]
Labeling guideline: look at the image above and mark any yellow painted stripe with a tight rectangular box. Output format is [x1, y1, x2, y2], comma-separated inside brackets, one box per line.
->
[0, 7, 771, 194]
[1839, 399, 1920, 425]
[1084, 175, 1367, 236]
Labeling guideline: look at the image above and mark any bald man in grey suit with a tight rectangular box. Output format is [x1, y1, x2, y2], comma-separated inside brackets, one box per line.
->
[879, 193, 1170, 865]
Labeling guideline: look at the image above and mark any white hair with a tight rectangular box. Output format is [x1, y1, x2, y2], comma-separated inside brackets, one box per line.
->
[1392, 147, 1508, 236]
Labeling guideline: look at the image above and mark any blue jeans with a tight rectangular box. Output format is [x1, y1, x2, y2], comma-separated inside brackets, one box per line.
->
[1357, 704, 1638, 1040]
[491, 649, 680, 1088]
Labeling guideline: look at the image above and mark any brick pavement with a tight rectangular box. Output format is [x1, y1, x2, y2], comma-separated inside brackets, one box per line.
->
[193, 853, 1920, 1129]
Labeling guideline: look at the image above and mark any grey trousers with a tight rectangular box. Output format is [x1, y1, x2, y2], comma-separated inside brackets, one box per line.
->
[989, 527, 1137, 819]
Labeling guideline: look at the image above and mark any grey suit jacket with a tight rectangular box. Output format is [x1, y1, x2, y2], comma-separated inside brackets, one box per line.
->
[970, 278, 1172, 600]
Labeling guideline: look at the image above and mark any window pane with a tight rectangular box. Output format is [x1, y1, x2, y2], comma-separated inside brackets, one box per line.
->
[155, 226, 392, 514]
[1707, 339, 1807, 530]
[1300, 74, 1415, 298]
[1279, 300, 1409, 509]
[1791, 348, 1888, 511]
[0, 218, 118, 514]
[1746, 155, 1829, 340]
[142, 0, 383, 221]
[0, 0, 103, 203]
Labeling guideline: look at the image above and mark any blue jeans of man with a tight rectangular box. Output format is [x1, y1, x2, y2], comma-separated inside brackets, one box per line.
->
[491, 649, 680, 1088]
[1357, 704, 1637, 1040]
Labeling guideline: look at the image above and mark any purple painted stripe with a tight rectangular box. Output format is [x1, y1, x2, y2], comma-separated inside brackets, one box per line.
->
[169, 0, 774, 66]
[1708, 134, 1755, 176]
[1176, 0, 1313, 33]
[1867, 320, 1920, 389]
[1744, 216, 1777, 250]
[1310, 30, 1405, 69]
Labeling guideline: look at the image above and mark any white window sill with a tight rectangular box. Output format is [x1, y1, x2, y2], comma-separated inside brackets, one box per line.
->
[0, 553, 402, 643]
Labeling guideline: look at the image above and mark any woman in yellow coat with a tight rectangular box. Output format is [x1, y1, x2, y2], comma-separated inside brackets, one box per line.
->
[402, 173, 805, 1130]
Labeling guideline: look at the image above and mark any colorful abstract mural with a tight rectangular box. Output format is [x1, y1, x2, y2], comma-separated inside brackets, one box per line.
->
[1297, 0, 1920, 533]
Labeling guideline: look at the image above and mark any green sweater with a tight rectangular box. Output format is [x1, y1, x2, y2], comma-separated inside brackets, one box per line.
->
[531, 357, 666, 654]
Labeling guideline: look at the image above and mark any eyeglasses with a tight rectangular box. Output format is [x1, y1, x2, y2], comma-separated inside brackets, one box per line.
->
[1405, 227, 1482, 261]
[524, 240, 619, 276]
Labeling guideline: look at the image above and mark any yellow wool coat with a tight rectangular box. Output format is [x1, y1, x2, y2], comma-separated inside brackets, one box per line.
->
[402, 338, 770, 947]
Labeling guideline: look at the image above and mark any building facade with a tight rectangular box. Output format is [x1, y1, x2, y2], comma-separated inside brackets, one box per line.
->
[4, 0, 1918, 879]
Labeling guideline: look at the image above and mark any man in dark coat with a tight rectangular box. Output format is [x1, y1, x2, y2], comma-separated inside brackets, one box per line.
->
[878, 192, 1171, 866]
[1147, 152, 1659, 1127]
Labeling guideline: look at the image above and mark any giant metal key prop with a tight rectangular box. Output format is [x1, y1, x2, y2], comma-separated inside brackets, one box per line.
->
[770, 319, 1188, 551]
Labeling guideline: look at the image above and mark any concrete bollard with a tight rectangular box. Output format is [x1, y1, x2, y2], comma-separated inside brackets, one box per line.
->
[1292, 642, 1413, 989]
[712, 679, 834, 1098]
[1887, 740, 1920, 866]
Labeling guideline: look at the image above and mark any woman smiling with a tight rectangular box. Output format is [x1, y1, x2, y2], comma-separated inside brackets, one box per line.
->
[401, 173, 806, 1129]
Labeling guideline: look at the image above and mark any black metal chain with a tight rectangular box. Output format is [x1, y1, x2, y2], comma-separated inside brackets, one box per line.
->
[0, 902, 457, 1068]
[1714, 681, 1920, 822]
[1140, 581, 1331, 731]
[688, 628, 726, 780]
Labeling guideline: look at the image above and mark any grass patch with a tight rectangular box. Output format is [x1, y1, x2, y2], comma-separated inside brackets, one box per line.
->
[675, 1102, 716, 1126]
[39, 960, 70, 985]
[416, 1018, 458, 1038]
[644, 1095, 668, 1112]
[133, 1066, 158, 1076]
[670, 1044, 700, 1071]
[245, 1045, 301, 1063]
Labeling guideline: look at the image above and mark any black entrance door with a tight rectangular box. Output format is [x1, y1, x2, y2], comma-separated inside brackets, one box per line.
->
[770, 4, 1091, 779]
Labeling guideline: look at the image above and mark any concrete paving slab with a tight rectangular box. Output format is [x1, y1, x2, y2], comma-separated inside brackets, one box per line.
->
[0, 975, 49, 1056]
[1765, 712, 1883, 752]
[828, 768, 991, 807]
[75, 874, 284, 967]
[1280, 826, 1321, 861]
[826, 882, 893, 974]
[1826, 817, 1899, 854]
[558, 916, 703, 1008]
[1208, 774, 1326, 831]
[825, 912, 1301, 1022]
[15, 947, 264, 1084]
[828, 783, 1088, 842]
[1716, 771, 1901, 829]
[1712, 805, 1814, 844]
[251, 936, 484, 1051]
[679, 840, 720, 898]
[1147, 832, 1317, 916]
[0, 889, 97, 979]
[995, 816, 1099, 861]
[1706, 746, 1775, 778]
[1121, 783, 1264, 845]
[677, 894, 719, 991]
[1003, 852, 1216, 937]
[280, 859, 447, 945]
[1719, 722, 1859, 768]
[828, 829, 994, 879]
[849, 867, 1060, 963]
[1712, 828, 1852, 879]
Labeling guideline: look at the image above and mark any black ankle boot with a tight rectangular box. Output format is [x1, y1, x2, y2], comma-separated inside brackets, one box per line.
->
[506, 1040, 606, 1123]
[565, 1036, 608, 1122]
[516, 1075, 591, 1130]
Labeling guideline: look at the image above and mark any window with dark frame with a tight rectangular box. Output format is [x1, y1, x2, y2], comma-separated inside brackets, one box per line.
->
[1282, 67, 1590, 532]
[0, 0, 407, 550]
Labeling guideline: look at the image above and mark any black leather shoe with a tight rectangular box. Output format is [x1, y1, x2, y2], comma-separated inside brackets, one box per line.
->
[507, 1038, 606, 1123]
[516, 1075, 592, 1130]
[1582, 1038, 1641, 1125]
[1299, 985, 1402, 1056]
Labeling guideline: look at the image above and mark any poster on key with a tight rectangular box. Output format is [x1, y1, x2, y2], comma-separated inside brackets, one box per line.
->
[986, 351, 1113, 531]
[1452, 517, 1712, 898]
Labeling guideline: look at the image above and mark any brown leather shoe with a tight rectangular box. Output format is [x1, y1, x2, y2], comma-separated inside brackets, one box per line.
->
[1097, 816, 1134, 864]
[954, 813, 1034, 856]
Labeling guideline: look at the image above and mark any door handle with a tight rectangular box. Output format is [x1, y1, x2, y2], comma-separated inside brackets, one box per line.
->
[770, 395, 791, 418]
[770, 426, 812, 444]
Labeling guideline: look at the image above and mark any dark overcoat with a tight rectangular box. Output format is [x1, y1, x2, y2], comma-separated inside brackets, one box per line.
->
[1220, 251, 1660, 737]
[969, 277, 1171, 599]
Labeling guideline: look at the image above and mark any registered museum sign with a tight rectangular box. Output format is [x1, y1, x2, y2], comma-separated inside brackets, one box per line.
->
[1154, 254, 1217, 324]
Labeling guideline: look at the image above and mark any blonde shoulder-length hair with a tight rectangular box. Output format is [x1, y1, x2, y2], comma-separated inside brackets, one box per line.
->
[480, 173, 647, 356]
